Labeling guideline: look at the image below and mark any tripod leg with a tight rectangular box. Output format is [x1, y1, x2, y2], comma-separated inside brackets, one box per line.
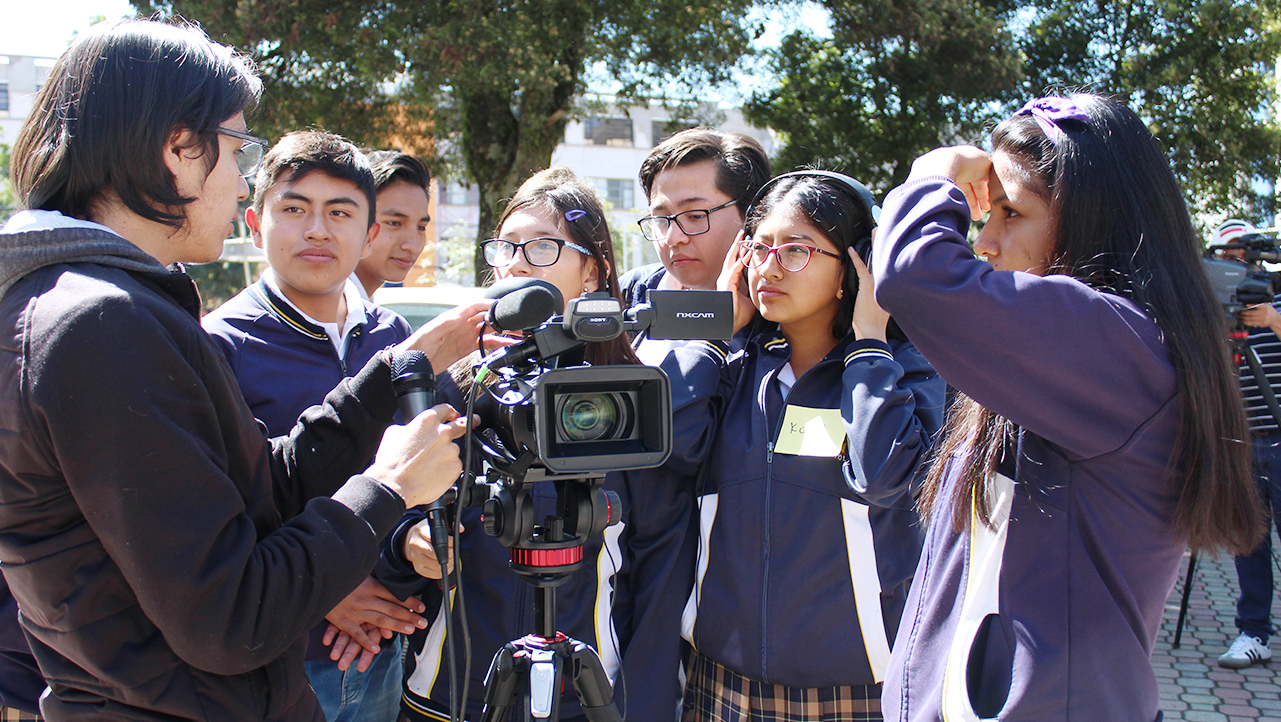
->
[527, 648, 564, 720]
[482, 643, 524, 722]
[566, 640, 621, 722]
[1172, 552, 1198, 649]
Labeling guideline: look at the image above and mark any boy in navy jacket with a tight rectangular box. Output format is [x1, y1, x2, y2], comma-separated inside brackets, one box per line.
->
[203, 131, 419, 722]
[351, 151, 433, 303]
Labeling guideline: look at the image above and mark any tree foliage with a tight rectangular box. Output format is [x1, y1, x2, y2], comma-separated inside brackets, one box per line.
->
[1021, 0, 1281, 222]
[749, 0, 1280, 224]
[136, 0, 764, 283]
[745, 0, 1024, 191]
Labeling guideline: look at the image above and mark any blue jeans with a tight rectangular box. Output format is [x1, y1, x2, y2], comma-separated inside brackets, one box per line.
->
[1234, 434, 1281, 641]
[305, 635, 403, 722]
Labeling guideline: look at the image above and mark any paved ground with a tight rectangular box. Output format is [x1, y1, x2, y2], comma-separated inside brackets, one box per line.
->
[1154, 551, 1280, 721]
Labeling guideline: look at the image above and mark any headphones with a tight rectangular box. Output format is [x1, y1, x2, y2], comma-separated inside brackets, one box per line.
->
[744, 170, 881, 301]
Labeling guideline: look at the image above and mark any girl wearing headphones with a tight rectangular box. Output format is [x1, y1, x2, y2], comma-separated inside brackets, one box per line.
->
[873, 95, 1263, 721]
[657, 172, 946, 721]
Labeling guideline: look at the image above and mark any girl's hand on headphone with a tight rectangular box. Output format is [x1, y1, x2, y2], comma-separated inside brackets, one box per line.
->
[719, 230, 756, 337]
[849, 243, 890, 342]
[908, 145, 992, 221]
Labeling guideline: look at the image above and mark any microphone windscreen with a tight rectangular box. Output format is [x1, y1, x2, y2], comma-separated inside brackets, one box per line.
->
[484, 277, 565, 314]
[490, 286, 557, 333]
[392, 349, 434, 392]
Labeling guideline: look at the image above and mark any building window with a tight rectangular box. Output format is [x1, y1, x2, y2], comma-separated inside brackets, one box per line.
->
[0, 83, 9, 112]
[442, 183, 477, 206]
[592, 178, 635, 210]
[584, 117, 634, 147]
[652, 120, 697, 147]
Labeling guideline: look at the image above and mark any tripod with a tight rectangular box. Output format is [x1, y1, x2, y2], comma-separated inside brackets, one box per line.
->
[476, 468, 623, 721]
[480, 582, 621, 722]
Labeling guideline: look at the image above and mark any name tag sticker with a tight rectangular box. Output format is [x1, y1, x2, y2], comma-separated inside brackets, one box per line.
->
[774, 405, 845, 457]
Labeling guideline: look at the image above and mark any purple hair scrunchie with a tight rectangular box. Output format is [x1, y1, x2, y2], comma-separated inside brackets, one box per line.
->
[1016, 97, 1088, 144]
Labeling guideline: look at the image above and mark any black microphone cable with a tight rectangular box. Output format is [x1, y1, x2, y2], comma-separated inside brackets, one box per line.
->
[393, 350, 462, 722]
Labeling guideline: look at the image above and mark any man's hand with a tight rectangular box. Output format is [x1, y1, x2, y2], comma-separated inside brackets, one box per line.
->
[395, 300, 491, 371]
[324, 623, 381, 672]
[367, 405, 469, 508]
[1240, 303, 1281, 334]
[321, 577, 426, 672]
[403, 520, 460, 579]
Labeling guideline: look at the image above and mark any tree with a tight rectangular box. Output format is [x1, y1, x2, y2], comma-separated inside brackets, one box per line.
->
[1020, 0, 1281, 223]
[137, 0, 764, 283]
[750, 0, 1280, 224]
[745, 0, 1024, 193]
[0, 142, 14, 223]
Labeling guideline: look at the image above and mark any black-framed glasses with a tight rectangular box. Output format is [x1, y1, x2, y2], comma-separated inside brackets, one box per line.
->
[740, 239, 843, 273]
[481, 237, 592, 268]
[214, 127, 269, 178]
[637, 199, 738, 241]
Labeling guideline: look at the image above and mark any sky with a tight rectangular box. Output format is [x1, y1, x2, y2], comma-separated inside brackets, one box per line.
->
[2, 0, 137, 58]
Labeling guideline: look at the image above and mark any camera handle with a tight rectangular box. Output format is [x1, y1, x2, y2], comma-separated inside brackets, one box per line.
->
[480, 585, 622, 722]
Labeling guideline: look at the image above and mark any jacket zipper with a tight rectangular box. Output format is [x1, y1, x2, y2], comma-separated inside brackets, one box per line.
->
[758, 351, 838, 679]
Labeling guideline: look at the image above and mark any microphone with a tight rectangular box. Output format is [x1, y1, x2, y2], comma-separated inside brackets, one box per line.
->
[392, 349, 435, 418]
[390, 349, 454, 589]
[484, 277, 564, 334]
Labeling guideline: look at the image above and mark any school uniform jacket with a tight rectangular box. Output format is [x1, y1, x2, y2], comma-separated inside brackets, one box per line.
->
[659, 325, 945, 688]
[874, 178, 1186, 722]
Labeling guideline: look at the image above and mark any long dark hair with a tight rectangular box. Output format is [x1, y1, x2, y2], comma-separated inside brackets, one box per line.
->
[492, 167, 640, 366]
[921, 94, 1261, 555]
[13, 20, 261, 228]
[743, 175, 875, 340]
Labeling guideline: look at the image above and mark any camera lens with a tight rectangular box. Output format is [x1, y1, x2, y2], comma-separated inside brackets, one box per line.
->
[557, 392, 628, 442]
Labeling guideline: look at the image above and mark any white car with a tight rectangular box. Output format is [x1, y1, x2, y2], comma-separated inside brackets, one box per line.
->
[372, 284, 487, 330]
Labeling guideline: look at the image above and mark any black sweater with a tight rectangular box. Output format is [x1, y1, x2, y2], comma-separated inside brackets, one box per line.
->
[0, 221, 407, 721]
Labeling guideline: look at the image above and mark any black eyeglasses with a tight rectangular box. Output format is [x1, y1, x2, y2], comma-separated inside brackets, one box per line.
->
[481, 237, 592, 267]
[214, 127, 269, 178]
[637, 199, 738, 241]
[740, 239, 843, 273]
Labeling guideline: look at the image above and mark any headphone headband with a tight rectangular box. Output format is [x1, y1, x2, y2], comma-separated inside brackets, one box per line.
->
[745, 170, 881, 230]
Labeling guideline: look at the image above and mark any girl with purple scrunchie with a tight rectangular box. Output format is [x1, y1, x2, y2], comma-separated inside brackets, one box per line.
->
[870, 93, 1263, 721]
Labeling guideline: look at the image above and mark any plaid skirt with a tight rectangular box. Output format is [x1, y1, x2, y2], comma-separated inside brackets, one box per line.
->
[0, 707, 41, 722]
[681, 651, 881, 722]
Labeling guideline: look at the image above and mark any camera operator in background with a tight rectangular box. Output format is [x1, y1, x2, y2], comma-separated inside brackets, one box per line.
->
[0, 20, 483, 721]
[381, 167, 693, 721]
[1214, 228, 1281, 669]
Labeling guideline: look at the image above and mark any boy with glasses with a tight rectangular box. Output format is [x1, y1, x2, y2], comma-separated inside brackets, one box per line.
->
[621, 129, 770, 303]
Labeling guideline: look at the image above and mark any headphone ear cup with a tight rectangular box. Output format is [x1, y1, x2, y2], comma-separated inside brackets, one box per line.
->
[844, 235, 872, 299]
[844, 263, 859, 300]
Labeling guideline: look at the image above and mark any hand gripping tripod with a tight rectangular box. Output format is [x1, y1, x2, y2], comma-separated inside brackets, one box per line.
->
[478, 467, 623, 722]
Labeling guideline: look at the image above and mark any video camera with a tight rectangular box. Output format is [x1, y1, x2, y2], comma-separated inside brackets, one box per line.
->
[472, 279, 732, 480]
[1202, 232, 1281, 314]
[457, 278, 732, 583]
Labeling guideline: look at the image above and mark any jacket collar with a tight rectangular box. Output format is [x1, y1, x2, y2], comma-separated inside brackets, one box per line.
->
[249, 279, 330, 341]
